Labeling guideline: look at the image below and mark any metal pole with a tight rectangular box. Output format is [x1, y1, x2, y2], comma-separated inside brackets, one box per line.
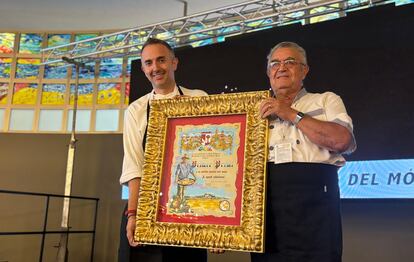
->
[39, 196, 50, 262]
[90, 200, 99, 262]
[176, 0, 188, 16]
[56, 61, 81, 262]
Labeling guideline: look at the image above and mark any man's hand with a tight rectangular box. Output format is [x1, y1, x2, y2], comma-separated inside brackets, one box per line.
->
[259, 97, 296, 121]
[126, 216, 139, 247]
[126, 178, 142, 247]
[126, 216, 143, 247]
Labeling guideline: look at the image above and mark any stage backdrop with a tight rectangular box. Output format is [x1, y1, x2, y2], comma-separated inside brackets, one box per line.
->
[130, 3, 414, 199]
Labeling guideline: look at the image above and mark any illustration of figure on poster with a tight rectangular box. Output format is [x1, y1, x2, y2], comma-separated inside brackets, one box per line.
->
[171, 153, 196, 213]
[167, 123, 241, 217]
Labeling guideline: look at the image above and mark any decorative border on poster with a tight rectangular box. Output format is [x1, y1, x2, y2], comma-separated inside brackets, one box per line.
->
[135, 91, 269, 252]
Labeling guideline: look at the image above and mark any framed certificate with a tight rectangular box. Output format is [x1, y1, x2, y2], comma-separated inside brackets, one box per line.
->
[135, 91, 269, 252]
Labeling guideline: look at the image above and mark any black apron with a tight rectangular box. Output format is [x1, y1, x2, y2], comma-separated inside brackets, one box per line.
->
[251, 162, 343, 262]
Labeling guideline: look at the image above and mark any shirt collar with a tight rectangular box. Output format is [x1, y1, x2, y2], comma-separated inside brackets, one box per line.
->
[150, 85, 179, 101]
[293, 88, 307, 104]
[273, 87, 307, 103]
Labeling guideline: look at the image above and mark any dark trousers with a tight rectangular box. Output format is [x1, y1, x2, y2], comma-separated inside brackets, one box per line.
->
[251, 163, 343, 262]
[118, 204, 207, 262]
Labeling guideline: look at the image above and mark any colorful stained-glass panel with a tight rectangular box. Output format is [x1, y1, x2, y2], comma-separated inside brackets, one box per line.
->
[190, 36, 225, 48]
[347, 0, 368, 4]
[97, 83, 121, 104]
[155, 32, 173, 41]
[129, 32, 145, 52]
[221, 25, 241, 35]
[19, 34, 42, 54]
[310, 5, 340, 24]
[75, 34, 99, 42]
[0, 33, 15, 54]
[99, 58, 123, 78]
[12, 83, 38, 105]
[0, 83, 8, 104]
[395, 0, 414, 5]
[101, 34, 126, 51]
[130, 44, 143, 53]
[16, 59, 40, 79]
[41, 84, 66, 105]
[246, 19, 273, 30]
[70, 84, 93, 105]
[71, 62, 95, 79]
[281, 11, 305, 26]
[47, 34, 71, 52]
[0, 58, 12, 78]
[75, 34, 99, 53]
[186, 25, 226, 48]
[125, 82, 130, 105]
[44, 62, 68, 79]
[345, 0, 370, 12]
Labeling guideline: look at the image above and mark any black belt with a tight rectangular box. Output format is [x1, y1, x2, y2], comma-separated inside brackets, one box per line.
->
[267, 162, 339, 186]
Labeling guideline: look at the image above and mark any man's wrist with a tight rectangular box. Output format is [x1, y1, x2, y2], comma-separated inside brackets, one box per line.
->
[127, 214, 136, 219]
[292, 111, 305, 126]
[124, 209, 137, 218]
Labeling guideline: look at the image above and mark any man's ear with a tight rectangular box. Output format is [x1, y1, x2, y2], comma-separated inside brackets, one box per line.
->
[141, 62, 146, 73]
[302, 65, 309, 80]
[173, 57, 179, 71]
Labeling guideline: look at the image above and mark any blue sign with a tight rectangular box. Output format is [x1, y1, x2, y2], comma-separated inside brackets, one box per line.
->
[339, 159, 414, 199]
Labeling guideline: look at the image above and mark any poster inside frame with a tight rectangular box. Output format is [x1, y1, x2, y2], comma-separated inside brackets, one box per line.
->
[135, 91, 269, 252]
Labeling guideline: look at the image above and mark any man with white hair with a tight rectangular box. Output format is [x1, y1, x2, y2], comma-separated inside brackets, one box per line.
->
[253, 41, 356, 262]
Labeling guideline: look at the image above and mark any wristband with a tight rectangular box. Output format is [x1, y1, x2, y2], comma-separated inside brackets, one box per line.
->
[124, 209, 136, 217]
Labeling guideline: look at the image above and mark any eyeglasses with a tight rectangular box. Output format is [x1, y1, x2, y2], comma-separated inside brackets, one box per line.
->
[268, 59, 306, 70]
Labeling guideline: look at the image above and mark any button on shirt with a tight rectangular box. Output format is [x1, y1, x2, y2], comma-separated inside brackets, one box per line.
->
[268, 88, 356, 166]
[120, 86, 207, 185]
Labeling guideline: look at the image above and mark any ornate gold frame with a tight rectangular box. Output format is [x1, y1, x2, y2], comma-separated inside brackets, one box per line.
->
[135, 91, 269, 252]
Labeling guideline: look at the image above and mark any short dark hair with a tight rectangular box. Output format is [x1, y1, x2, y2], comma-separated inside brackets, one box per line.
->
[141, 38, 175, 57]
